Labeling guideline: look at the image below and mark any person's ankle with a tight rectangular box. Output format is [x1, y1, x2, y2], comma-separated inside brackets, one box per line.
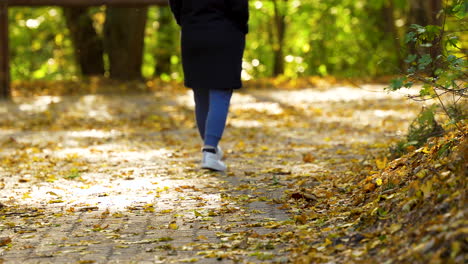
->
[202, 145, 217, 154]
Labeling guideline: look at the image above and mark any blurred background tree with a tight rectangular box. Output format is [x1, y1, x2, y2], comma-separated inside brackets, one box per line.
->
[7, 0, 465, 82]
[62, 6, 104, 76]
[104, 7, 148, 81]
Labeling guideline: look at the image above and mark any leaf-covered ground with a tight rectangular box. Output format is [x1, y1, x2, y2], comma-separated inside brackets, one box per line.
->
[0, 84, 466, 263]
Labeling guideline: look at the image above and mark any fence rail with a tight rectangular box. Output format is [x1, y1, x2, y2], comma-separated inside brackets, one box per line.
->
[0, 0, 168, 99]
[6, 0, 168, 6]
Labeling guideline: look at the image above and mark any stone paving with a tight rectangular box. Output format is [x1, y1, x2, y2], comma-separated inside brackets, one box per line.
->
[0, 134, 290, 263]
[0, 86, 421, 263]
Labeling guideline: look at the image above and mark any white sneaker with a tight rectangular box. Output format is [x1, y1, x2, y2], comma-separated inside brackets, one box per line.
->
[216, 146, 224, 160]
[202, 151, 227, 171]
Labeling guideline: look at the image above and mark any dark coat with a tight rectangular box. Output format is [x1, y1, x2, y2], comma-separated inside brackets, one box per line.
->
[169, 0, 249, 90]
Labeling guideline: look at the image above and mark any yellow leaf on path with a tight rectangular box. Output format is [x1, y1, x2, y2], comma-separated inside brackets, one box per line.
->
[112, 212, 124, 218]
[46, 174, 57, 182]
[235, 140, 245, 150]
[376, 178, 383, 186]
[364, 183, 376, 192]
[375, 157, 387, 170]
[197, 235, 208, 240]
[144, 204, 155, 213]
[179, 258, 198, 263]
[389, 223, 402, 234]
[335, 244, 346, 251]
[416, 146, 431, 154]
[303, 153, 315, 163]
[169, 223, 178, 230]
[48, 199, 64, 204]
[323, 238, 332, 247]
[295, 179, 308, 187]
[194, 210, 203, 217]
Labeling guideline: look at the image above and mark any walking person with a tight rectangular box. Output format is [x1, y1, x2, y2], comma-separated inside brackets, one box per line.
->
[169, 0, 249, 171]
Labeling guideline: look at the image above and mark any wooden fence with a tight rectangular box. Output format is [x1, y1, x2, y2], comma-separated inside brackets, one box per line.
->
[0, 0, 168, 99]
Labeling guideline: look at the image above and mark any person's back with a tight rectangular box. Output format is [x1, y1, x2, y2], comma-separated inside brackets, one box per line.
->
[170, 0, 248, 34]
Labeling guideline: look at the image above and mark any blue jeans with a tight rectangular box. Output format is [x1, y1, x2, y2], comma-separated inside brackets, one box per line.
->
[193, 89, 233, 148]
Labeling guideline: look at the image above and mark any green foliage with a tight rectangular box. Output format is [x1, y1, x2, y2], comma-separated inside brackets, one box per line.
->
[9, 1, 416, 81]
[446, 103, 467, 123]
[8, 1, 465, 82]
[389, 1, 467, 95]
[390, 106, 445, 158]
[143, 7, 180, 79]
[248, 0, 403, 78]
[407, 106, 445, 145]
[9, 7, 77, 80]
[388, 0, 467, 141]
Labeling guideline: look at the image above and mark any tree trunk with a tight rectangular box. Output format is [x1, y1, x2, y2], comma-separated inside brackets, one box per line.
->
[0, 2, 10, 99]
[380, 0, 404, 70]
[408, 0, 443, 26]
[272, 0, 287, 77]
[154, 6, 173, 77]
[104, 7, 148, 81]
[63, 7, 105, 76]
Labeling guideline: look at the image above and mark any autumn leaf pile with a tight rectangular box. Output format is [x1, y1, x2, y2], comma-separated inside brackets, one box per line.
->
[285, 126, 467, 263]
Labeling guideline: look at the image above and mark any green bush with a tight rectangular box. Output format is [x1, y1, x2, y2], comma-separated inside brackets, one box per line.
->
[388, 0, 466, 157]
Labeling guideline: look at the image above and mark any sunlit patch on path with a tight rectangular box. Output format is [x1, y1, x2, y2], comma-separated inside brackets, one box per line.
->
[0, 85, 421, 263]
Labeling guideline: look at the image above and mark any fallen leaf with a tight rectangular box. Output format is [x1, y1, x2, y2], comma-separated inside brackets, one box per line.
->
[303, 153, 316, 163]
[364, 183, 376, 192]
[0, 237, 12, 247]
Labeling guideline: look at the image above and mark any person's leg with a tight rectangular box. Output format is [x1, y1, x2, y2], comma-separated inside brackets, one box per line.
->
[193, 89, 210, 140]
[204, 89, 233, 148]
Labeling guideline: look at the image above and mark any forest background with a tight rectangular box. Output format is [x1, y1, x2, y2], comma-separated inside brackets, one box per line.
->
[8, 0, 465, 85]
